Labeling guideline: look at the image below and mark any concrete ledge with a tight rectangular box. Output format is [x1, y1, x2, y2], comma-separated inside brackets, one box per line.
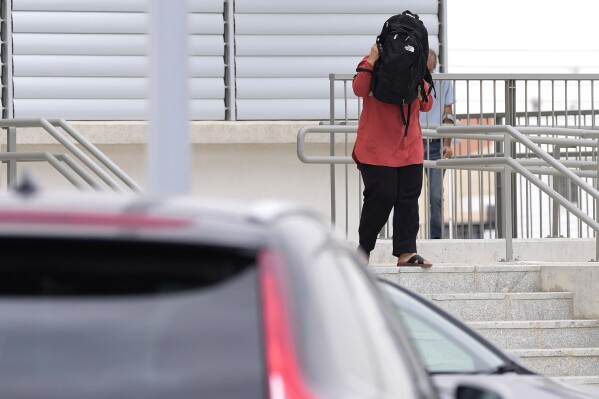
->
[541, 264, 599, 320]
[430, 292, 573, 301]
[428, 292, 573, 322]
[470, 320, 599, 350]
[470, 320, 599, 329]
[510, 348, 599, 377]
[371, 264, 541, 272]
[6, 121, 344, 145]
[372, 264, 542, 294]
[371, 238, 598, 264]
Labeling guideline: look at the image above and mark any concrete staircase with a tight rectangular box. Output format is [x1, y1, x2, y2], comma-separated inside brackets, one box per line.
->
[370, 240, 599, 388]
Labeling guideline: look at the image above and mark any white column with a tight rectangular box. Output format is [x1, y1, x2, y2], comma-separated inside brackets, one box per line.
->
[147, 0, 190, 195]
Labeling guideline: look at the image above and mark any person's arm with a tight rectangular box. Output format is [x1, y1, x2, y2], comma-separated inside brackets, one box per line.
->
[442, 104, 454, 124]
[352, 44, 379, 97]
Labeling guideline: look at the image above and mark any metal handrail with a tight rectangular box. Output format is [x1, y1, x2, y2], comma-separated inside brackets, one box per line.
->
[322, 72, 599, 248]
[297, 124, 599, 260]
[437, 156, 599, 260]
[0, 118, 143, 192]
[0, 152, 85, 189]
[438, 125, 599, 202]
[54, 119, 143, 192]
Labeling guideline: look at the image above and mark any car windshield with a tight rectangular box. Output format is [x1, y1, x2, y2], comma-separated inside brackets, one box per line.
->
[378, 280, 507, 374]
[0, 237, 265, 399]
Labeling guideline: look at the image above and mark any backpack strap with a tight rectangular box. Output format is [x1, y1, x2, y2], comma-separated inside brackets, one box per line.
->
[399, 102, 412, 137]
[423, 72, 437, 101]
[428, 83, 436, 100]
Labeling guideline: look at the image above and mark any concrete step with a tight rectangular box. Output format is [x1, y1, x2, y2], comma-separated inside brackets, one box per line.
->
[371, 264, 541, 294]
[369, 238, 596, 263]
[509, 348, 599, 377]
[428, 292, 573, 322]
[469, 320, 599, 349]
[556, 376, 599, 388]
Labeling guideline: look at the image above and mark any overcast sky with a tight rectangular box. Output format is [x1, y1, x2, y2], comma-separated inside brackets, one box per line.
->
[447, 0, 599, 73]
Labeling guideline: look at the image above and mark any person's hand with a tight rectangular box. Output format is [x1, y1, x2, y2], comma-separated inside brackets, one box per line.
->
[443, 144, 453, 159]
[367, 44, 379, 66]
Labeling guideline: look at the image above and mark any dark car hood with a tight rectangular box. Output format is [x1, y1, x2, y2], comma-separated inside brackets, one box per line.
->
[432, 373, 599, 399]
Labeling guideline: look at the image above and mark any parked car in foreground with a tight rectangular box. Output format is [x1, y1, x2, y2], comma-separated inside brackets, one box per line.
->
[377, 278, 599, 399]
[0, 190, 512, 399]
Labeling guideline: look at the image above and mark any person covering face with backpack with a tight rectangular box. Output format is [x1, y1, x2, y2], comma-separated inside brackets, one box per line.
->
[353, 12, 434, 268]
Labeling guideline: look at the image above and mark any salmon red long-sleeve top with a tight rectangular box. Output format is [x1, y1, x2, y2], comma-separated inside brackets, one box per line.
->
[352, 56, 433, 168]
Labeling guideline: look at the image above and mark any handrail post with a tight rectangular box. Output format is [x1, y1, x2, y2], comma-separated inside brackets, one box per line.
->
[224, 0, 236, 121]
[329, 74, 337, 224]
[552, 146, 561, 237]
[503, 133, 514, 261]
[596, 137, 599, 260]
[2, 0, 16, 188]
[505, 80, 518, 238]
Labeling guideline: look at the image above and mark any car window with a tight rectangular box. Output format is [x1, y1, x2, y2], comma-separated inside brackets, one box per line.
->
[0, 238, 265, 399]
[335, 252, 424, 398]
[292, 246, 422, 399]
[379, 280, 506, 374]
[299, 248, 380, 396]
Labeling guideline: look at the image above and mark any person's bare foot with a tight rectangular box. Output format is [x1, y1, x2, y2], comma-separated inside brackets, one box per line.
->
[396, 253, 432, 268]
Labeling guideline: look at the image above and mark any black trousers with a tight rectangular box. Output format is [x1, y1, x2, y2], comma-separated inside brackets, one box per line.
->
[358, 163, 423, 257]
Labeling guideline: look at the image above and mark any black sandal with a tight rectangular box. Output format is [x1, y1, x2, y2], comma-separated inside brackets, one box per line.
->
[397, 254, 432, 268]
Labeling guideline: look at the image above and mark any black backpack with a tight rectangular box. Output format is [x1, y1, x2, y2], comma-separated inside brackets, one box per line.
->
[369, 11, 434, 136]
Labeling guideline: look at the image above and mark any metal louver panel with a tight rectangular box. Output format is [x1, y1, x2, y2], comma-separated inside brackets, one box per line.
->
[11, 0, 225, 120]
[7, 0, 443, 121]
[234, 0, 440, 120]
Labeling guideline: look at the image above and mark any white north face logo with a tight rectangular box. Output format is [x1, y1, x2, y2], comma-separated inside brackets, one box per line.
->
[404, 45, 414, 52]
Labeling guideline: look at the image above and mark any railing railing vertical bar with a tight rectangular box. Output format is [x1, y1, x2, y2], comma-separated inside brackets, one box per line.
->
[459, 158, 465, 238]
[592, 144, 596, 239]
[537, 80, 542, 127]
[493, 79, 499, 238]
[527, 138, 533, 237]
[478, 80, 484, 237]
[596, 136, 599, 259]
[224, 0, 236, 121]
[466, 81, 473, 237]
[524, 80, 529, 126]
[503, 133, 514, 260]
[592, 80, 596, 130]
[578, 80, 582, 127]
[451, 167, 457, 238]
[566, 144, 571, 237]
[539, 171, 544, 237]
[574, 147, 589, 237]
[3, 0, 16, 188]
[550, 80, 556, 236]
[329, 74, 337, 225]
[525, 172, 530, 237]
[564, 80, 570, 130]
[579, 145, 584, 238]
[344, 81, 349, 236]
[551, 80, 555, 127]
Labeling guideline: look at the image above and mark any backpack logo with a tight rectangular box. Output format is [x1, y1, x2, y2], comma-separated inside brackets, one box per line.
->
[404, 45, 414, 52]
